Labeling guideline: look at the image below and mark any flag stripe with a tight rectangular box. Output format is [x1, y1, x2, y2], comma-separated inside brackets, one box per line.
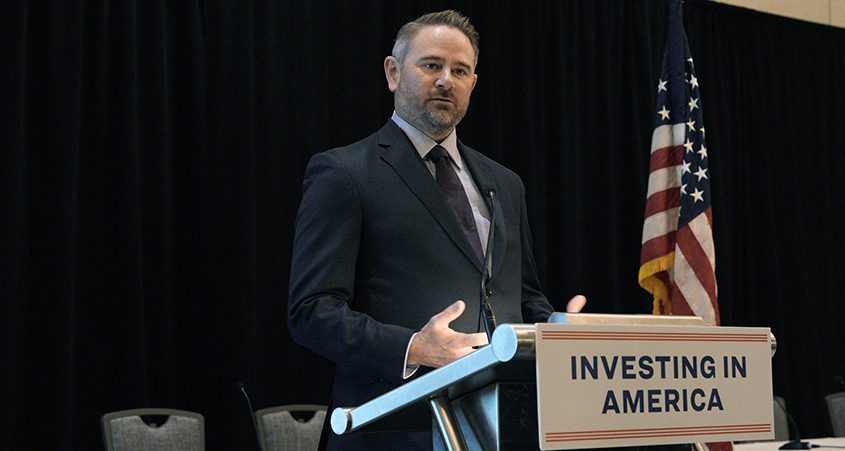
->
[644, 188, 681, 218]
[641, 207, 680, 243]
[673, 244, 717, 324]
[650, 123, 688, 153]
[669, 280, 695, 316]
[641, 232, 677, 264]
[688, 209, 716, 269]
[649, 145, 684, 171]
[646, 167, 680, 198]
[677, 223, 717, 302]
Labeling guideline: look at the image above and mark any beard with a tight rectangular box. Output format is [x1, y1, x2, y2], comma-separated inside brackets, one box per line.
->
[394, 83, 468, 138]
[421, 102, 462, 130]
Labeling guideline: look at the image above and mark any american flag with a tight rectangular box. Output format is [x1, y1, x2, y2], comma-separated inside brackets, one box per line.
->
[639, 0, 720, 328]
[640, 8, 731, 451]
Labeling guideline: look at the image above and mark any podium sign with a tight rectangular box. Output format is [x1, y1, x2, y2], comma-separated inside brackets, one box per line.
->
[536, 323, 774, 450]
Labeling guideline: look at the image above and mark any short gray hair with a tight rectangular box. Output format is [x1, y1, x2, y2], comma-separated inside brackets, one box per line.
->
[392, 10, 480, 67]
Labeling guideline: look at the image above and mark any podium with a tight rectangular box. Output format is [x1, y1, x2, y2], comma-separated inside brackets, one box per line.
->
[330, 314, 778, 450]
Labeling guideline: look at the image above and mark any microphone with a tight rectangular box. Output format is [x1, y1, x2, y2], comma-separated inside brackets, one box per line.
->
[237, 382, 264, 451]
[775, 397, 816, 450]
[479, 188, 497, 341]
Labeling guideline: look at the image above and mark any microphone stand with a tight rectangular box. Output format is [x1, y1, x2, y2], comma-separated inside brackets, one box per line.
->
[237, 382, 264, 451]
[776, 397, 814, 450]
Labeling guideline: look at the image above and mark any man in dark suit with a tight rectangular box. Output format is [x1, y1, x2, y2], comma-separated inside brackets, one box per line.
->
[289, 10, 582, 450]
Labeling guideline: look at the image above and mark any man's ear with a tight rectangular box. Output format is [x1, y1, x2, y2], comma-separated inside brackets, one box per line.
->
[384, 56, 400, 92]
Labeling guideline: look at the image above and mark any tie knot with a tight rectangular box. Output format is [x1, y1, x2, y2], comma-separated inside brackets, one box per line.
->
[427, 146, 449, 164]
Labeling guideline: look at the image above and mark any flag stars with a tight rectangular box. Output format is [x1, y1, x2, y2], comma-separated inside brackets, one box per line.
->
[686, 119, 696, 131]
[694, 166, 709, 181]
[658, 105, 670, 120]
[700, 127, 705, 137]
[697, 145, 708, 159]
[688, 97, 699, 111]
[683, 139, 694, 152]
[690, 74, 699, 89]
[690, 187, 705, 203]
[681, 161, 692, 174]
[657, 79, 668, 92]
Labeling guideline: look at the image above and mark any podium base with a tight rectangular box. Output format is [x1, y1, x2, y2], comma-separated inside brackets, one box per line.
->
[433, 382, 537, 451]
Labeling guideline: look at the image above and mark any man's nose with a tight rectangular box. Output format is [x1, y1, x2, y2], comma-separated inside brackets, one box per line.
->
[436, 69, 454, 90]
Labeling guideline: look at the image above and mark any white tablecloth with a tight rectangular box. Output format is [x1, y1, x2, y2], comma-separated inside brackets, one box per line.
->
[734, 437, 845, 450]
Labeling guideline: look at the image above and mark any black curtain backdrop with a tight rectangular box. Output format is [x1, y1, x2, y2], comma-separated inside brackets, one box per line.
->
[3, 1, 844, 449]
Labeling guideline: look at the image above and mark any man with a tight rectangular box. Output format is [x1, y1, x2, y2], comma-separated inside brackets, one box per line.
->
[289, 10, 582, 449]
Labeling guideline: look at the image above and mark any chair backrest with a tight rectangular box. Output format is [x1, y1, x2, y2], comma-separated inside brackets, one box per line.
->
[773, 395, 790, 441]
[101, 408, 205, 451]
[826, 392, 845, 437]
[255, 404, 327, 451]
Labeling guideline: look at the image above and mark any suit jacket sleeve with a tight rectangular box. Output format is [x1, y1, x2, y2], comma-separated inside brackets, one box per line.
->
[517, 177, 554, 323]
[288, 151, 415, 386]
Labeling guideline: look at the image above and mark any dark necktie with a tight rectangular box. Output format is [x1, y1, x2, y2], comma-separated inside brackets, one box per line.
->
[427, 145, 485, 263]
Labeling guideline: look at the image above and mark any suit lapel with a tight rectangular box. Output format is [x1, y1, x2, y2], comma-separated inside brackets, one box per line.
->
[377, 122, 484, 272]
[459, 141, 508, 279]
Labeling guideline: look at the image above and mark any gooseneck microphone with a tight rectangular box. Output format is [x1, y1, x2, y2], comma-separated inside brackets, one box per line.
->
[775, 397, 816, 450]
[479, 188, 497, 341]
[237, 382, 263, 450]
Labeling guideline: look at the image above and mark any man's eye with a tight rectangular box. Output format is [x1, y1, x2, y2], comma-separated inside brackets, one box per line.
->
[423, 63, 440, 71]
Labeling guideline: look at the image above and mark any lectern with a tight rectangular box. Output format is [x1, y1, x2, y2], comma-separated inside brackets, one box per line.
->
[330, 314, 777, 450]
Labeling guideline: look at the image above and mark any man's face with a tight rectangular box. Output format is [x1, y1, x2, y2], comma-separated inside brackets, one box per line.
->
[385, 25, 478, 141]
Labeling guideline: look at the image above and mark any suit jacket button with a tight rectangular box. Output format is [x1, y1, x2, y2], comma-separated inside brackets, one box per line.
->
[485, 288, 493, 297]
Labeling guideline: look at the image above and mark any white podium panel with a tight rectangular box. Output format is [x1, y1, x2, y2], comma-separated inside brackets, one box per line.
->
[536, 323, 774, 450]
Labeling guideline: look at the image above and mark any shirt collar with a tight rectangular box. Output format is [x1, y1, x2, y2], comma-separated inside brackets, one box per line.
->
[391, 111, 462, 169]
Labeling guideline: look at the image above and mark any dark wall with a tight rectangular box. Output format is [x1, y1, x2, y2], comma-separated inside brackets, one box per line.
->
[2, 1, 843, 448]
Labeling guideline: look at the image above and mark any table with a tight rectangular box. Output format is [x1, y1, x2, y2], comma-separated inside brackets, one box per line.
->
[734, 437, 845, 450]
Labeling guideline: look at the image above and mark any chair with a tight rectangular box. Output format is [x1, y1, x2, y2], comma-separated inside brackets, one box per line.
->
[255, 404, 327, 451]
[101, 408, 205, 451]
[773, 395, 790, 440]
[826, 392, 845, 437]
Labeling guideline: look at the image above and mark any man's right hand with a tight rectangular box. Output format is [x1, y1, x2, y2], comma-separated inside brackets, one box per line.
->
[407, 300, 488, 368]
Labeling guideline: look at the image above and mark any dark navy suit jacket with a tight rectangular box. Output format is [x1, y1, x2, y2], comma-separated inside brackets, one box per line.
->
[288, 120, 553, 449]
